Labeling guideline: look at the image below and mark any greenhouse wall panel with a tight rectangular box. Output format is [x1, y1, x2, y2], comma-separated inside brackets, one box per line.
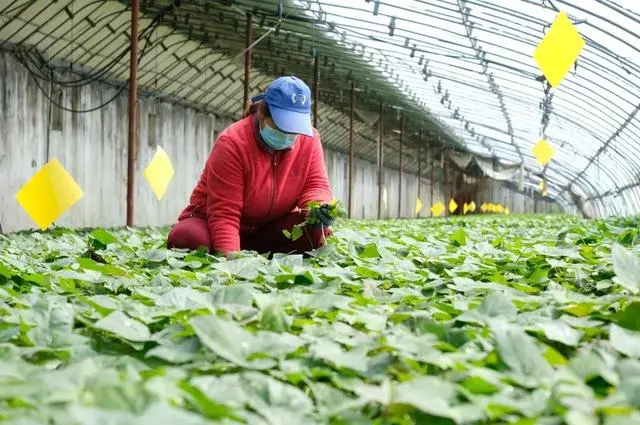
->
[1, 50, 550, 233]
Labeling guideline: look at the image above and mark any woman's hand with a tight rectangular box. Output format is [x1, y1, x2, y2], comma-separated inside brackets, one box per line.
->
[308, 203, 335, 228]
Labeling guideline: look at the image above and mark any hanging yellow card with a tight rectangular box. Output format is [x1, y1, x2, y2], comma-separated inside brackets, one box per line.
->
[143, 145, 175, 200]
[431, 202, 445, 217]
[415, 197, 423, 215]
[533, 11, 585, 88]
[533, 139, 555, 167]
[449, 198, 458, 214]
[15, 158, 85, 230]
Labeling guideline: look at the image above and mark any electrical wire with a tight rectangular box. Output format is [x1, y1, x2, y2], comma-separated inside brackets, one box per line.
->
[17, 2, 174, 88]
[15, 1, 177, 113]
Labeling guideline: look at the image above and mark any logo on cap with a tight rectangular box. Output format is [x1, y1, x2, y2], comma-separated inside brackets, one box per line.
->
[291, 93, 307, 106]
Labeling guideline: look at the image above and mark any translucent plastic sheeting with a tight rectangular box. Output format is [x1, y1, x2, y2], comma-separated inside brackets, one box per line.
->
[301, 0, 640, 216]
[3, 0, 640, 216]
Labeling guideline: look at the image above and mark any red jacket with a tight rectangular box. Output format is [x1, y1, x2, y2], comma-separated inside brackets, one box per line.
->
[178, 115, 332, 255]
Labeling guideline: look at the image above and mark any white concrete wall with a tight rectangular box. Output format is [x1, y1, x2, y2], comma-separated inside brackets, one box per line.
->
[0, 51, 555, 233]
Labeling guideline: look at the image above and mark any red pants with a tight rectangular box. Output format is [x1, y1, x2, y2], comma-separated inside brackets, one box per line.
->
[166, 211, 331, 256]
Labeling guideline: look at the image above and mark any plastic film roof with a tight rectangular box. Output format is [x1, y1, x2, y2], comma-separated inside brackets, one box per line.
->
[2, 0, 640, 217]
[0, 0, 462, 189]
[294, 0, 640, 217]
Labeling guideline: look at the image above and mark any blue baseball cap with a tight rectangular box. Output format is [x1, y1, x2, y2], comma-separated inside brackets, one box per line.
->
[252, 76, 313, 137]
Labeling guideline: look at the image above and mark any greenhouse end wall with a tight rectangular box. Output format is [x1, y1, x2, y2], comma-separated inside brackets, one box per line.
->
[0, 51, 558, 233]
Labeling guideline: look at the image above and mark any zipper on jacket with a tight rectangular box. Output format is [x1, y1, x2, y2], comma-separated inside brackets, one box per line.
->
[267, 153, 278, 217]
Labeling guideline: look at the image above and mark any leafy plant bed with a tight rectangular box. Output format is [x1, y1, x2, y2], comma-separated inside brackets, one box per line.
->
[1, 215, 640, 424]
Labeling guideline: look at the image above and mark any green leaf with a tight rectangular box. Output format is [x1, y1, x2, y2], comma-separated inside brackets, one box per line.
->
[251, 331, 305, 357]
[461, 375, 499, 395]
[476, 292, 517, 318]
[212, 284, 255, 307]
[537, 320, 583, 347]
[156, 287, 213, 311]
[189, 315, 287, 369]
[22, 296, 78, 348]
[146, 337, 200, 364]
[614, 301, 640, 331]
[0, 261, 14, 278]
[215, 258, 263, 280]
[190, 314, 266, 368]
[449, 228, 467, 247]
[358, 243, 381, 259]
[569, 350, 618, 385]
[191, 372, 314, 424]
[291, 226, 304, 242]
[260, 302, 291, 333]
[611, 244, 640, 293]
[93, 311, 151, 342]
[393, 376, 461, 421]
[309, 381, 362, 417]
[489, 319, 553, 379]
[610, 324, 640, 359]
[310, 341, 369, 373]
[88, 228, 119, 249]
[353, 377, 461, 422]
[138, 249, 168, 262]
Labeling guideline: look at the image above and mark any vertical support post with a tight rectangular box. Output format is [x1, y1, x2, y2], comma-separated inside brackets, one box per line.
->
[243, 13, 253, 111]
[126, 0, 139, 227]
[443, 153, 449, 217]
[417, 129, 422, 218]
[312, 51, 320, 129]
[377, 102, 384, 219]
[348, 82, 355, 219]
[430, 145, 434, 215]
[398, 115, 404, 219]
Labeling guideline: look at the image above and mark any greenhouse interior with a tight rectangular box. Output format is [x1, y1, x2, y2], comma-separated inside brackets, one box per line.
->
[2, 0, 640, 424]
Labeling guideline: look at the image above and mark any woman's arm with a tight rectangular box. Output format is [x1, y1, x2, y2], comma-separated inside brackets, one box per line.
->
[205, 136, 245, 255]
[298, 129, 332, 210]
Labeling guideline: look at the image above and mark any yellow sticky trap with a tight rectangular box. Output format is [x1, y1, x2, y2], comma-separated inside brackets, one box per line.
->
[449, 199, 458, 214]
[505, 208, 511, 215]
[539, 180, 545, 191]
[533, 11, 585, 87]
[463, 203, 470, 215]
[469, 201, 476, 213]
[15, 158, 84, 230]
[415, 198, 423, 215]
[533, 139, 555, 167]
[480, 203, 488, 213]
[431, 202, 445, 217]
[143, 145, 175, 200]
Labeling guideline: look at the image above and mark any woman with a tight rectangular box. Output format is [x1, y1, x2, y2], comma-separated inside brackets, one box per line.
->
[167, 76, 334, 257]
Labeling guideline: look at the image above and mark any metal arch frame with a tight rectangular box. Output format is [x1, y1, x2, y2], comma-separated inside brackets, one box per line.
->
[10, 2, 632, 178]
[314, 3, 640, 119]
[318, 17, 640, 129]
[477, 0, 640, 77]
[178, 6, 458, 137]
[292, 13, 640, 164]
[321, 15, 640, 122]
[0, 2, 551, 212]
[455, 0, 524, 163]
[350, 23, 640, 209]
[307, 0, 640, 96]
[3, 0, 638, 216]
[1, 2, 131, 68]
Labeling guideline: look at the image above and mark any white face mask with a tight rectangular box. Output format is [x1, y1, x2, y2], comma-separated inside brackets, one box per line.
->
[260, 123, 297, 150]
